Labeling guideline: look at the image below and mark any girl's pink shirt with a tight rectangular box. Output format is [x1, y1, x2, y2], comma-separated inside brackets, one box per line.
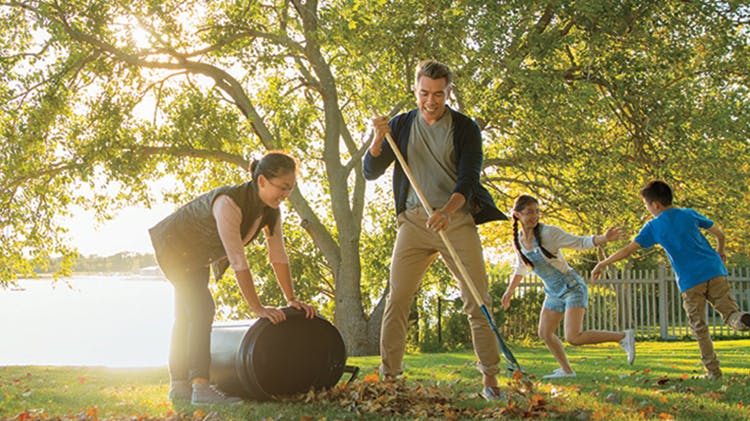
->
[212, 194, 289, 272]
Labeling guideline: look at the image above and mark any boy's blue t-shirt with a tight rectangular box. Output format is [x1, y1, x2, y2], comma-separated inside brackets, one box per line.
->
[634, 208, 727, 292]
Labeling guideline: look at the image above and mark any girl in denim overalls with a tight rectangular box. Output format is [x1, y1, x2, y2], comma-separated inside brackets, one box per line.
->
[501, 195, 635, 379]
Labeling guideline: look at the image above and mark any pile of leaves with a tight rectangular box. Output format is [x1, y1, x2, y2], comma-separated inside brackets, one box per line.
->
[289, 371, 569, 419]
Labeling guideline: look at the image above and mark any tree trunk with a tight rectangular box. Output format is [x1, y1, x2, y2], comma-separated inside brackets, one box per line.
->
[335, 301, 381, 357]
[332, 244, 383, 356]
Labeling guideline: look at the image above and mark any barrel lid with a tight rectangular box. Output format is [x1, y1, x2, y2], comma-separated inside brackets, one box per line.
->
[246, 307, 347, 397]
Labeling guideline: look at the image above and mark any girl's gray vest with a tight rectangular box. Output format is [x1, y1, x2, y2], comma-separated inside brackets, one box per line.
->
[149, 181, 279, 280]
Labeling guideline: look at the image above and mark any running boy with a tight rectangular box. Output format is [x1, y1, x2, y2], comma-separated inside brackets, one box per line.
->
[592, 180, 750, 379]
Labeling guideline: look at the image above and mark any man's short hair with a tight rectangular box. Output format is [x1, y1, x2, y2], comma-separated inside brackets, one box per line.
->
[640, 180, 673, 206]
[414, 60, 454, 88]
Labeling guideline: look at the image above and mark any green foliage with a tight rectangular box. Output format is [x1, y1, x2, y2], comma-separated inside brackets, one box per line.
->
[494, 281, 546, 343]
[3, 0, 750, 355]
[469, 1, 750, 269]
[425, 295, 472, 352]
[358, 203, 396, 315]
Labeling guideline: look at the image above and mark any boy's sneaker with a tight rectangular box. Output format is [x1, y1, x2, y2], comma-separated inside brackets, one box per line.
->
[191, 383, 243, 405]
[480, 385, 504, 401]
[168, 380, 192, 401]
[619, 329, 636, 365]
[542, 368, 576, 379]
[740, 313, 750, 331]
[703, 370, 723, 380]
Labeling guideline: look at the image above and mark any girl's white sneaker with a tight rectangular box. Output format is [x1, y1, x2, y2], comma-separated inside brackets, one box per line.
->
[542, 368, 576, 379]
[619, 329, 636, 365]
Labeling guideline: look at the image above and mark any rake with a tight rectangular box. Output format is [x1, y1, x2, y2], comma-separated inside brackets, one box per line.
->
[372, 113, 523, 375]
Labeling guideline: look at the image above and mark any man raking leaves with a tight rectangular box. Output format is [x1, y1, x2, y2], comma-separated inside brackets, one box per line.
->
[362, 59, 521, 401]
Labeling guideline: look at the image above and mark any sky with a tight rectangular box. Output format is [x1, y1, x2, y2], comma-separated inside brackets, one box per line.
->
[64, 202, 175, 257]
[60, 174, 183, 256]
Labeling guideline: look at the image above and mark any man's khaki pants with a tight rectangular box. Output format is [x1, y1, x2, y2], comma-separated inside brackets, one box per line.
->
[379, 207, 500, 378]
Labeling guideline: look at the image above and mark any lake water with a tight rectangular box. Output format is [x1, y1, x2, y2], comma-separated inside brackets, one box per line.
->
[0, 275, 174, 367]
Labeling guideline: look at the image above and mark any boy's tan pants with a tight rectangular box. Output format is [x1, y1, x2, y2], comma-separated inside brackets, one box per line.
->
[681, 275, 745, 376]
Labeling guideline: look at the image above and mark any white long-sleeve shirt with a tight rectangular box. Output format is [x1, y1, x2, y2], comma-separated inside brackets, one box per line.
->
[212, 194, 289, 272]
[512, 224, 595, 277]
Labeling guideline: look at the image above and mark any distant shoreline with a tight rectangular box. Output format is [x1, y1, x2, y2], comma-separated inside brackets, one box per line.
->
[35, 252, 158, 278]
[21, 271, 166, 280]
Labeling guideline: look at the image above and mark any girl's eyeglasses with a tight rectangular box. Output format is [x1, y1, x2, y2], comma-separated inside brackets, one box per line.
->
[266, 179, 295, 193]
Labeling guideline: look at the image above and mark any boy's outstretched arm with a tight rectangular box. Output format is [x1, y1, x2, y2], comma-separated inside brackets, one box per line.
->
[705, 225, 726, 261]
[591, 241, 641, 280]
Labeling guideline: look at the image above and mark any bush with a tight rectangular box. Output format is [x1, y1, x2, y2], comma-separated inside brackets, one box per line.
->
[491, 280, 546, 341]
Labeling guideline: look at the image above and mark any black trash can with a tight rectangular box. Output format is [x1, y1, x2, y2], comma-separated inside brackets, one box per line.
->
[209, 307, 349, 400]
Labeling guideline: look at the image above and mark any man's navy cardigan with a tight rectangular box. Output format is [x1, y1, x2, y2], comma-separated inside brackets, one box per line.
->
[363, 107, 506, 224]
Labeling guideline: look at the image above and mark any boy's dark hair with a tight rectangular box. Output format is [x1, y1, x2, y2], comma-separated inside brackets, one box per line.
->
[640, 180, 673, 206]
[414, 59, 454, 88]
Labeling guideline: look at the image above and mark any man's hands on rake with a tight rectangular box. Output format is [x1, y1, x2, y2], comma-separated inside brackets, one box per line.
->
[427, 210, 452, 232]
[369, 115, 390, 157]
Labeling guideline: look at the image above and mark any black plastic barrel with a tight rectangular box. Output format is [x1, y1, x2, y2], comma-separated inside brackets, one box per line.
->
[209, 307, 350, 400]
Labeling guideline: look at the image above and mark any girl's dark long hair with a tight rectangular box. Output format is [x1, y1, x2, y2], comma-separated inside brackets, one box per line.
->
[250, 151, 297, 181]
[512, 195, 555, 268]
[248, 151, 296, 236]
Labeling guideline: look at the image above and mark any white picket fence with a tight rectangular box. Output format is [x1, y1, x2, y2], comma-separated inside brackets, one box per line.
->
[503, 265, 750, 339]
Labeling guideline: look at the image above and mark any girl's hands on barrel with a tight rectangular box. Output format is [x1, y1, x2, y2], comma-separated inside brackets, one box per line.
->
[256, 306, 286, 324]
[287, 299, 318, 318]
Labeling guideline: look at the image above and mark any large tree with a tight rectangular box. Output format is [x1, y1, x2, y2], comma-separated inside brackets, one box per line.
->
[3, 0, 750, 356]
[1, 0, 396, 355]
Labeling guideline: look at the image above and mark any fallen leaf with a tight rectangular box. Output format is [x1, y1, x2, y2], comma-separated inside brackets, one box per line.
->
[704, 391, 723, 401]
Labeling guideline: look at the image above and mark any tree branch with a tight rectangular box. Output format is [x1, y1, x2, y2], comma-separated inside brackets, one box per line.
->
[136, 146, 249, 169]
[47, 8, 280, 149]
[191, 25, 305, 58]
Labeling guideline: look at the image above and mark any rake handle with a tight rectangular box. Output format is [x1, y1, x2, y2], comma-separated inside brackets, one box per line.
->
[378, 128, 486, 310]
[372, 112, 523, 372]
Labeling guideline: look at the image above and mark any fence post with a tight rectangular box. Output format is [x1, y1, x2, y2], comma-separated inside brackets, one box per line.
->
[658, 263, 668, 339]
[437, 296, 442, 345]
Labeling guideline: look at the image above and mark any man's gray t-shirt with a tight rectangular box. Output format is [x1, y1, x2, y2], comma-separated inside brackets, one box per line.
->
[405, 111, 460, 211]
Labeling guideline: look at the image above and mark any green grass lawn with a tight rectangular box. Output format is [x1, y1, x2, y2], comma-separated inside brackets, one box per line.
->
[1, 339, 748, 420]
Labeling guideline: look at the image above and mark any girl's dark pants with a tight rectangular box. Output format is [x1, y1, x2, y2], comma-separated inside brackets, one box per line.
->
[162, 262, 215, 382]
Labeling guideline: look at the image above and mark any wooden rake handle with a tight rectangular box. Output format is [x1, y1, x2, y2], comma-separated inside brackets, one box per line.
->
[372, 110, 487, 309]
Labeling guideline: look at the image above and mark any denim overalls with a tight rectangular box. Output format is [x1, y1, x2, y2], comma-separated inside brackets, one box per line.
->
[522, 239, 588, 313]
